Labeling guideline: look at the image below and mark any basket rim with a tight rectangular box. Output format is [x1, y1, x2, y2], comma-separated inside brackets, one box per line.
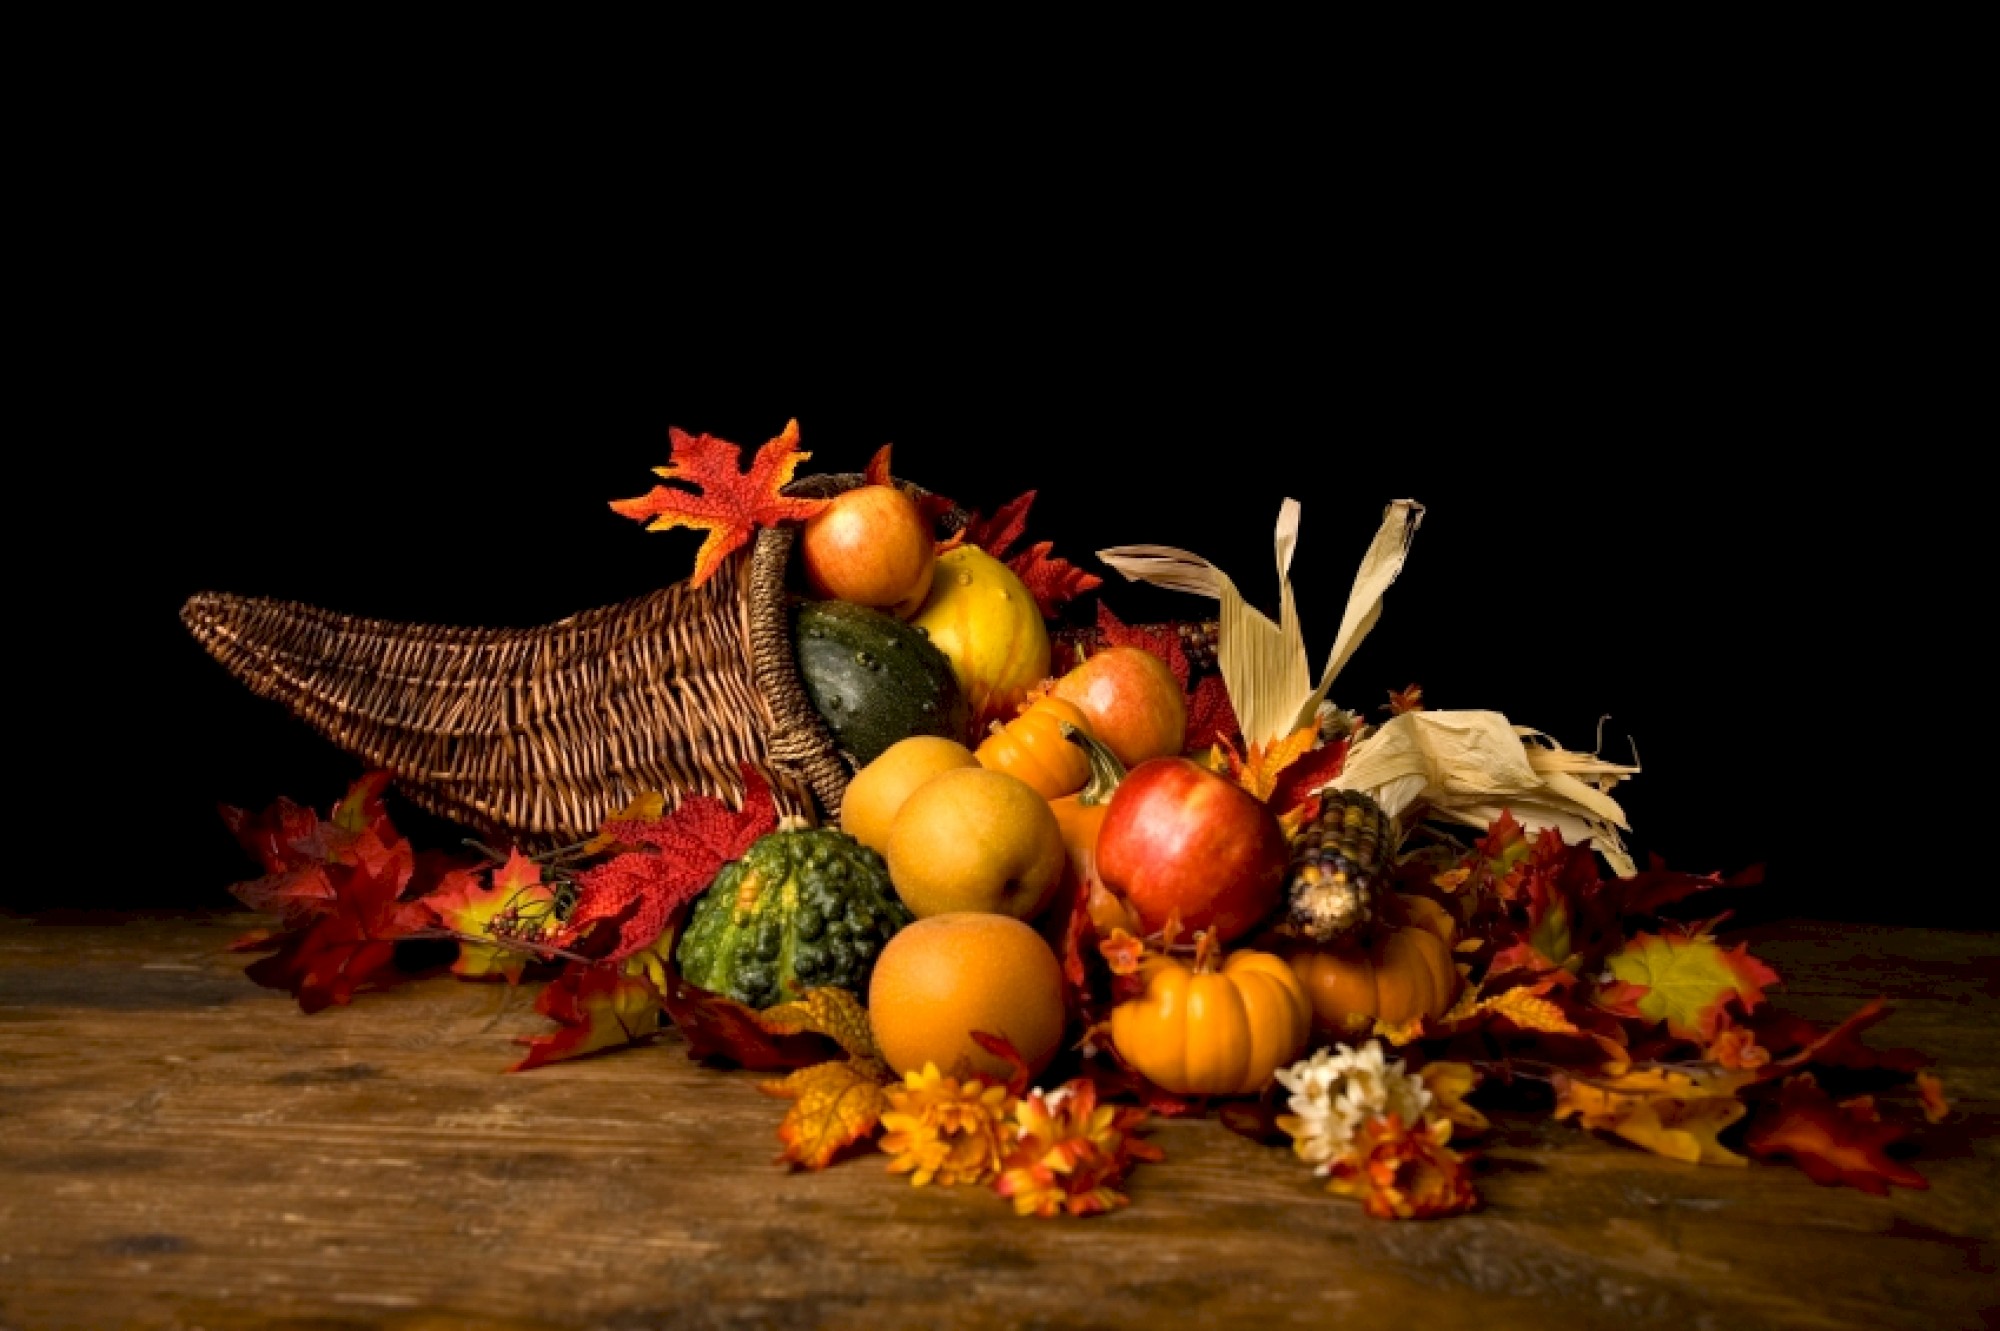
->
[747, 472, 968, 820]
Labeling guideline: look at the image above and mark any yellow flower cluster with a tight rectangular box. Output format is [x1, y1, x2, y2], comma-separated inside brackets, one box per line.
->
[994, 1082, 1163, 1218]
[879, 1063, 1017, 1187]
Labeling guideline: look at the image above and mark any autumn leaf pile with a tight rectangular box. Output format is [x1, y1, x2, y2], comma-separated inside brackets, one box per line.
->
[210, 421, 1953, 1222]
[1259, 798, 1951, 1200]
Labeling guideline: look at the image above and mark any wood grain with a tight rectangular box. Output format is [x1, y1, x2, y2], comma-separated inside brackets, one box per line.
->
[1, 913, 1994, 1331]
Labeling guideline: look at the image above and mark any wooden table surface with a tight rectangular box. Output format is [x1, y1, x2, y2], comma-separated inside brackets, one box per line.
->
[1, 912, 1993, 1331]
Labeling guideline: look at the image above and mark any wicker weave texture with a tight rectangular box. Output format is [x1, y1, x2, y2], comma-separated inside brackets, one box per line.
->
[180, 475, 906, 848]
[181, 467, 1220, 852]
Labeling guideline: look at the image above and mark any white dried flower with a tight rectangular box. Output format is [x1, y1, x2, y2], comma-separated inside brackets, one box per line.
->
[1273, 1041, 1433, 1175]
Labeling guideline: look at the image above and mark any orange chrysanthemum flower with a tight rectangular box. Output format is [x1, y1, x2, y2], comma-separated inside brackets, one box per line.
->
[993, 1081, 1164, 1218]
[878, 1062, 1017, 1187]
[1324, 1113, 1478, 1220]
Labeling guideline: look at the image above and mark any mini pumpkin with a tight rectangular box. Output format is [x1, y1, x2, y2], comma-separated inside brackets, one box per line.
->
[1109, 941, 1313, 1096]
[1282, 894, 1461, 1036]
[975, 694, 1097, 799]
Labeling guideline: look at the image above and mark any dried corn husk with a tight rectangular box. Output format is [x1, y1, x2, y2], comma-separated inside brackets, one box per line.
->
[1330, 710, 1640, 875]
[1097, 500, 1641, 875]
[1097, 499, 1425, 749]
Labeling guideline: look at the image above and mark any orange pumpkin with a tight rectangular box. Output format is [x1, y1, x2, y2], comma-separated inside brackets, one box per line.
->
[1110, 945, 1313, 1096]
[976, 695, 1096, 800]
[1283, 895, 1461, 1036]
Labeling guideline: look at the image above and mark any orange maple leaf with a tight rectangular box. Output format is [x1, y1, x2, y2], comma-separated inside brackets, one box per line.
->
[760, 1057, 893, 1170]
[610, 419, 832, 586]
[1387, 684, 1425, 715]
[1745, 1073, 1930, 1194]
[509, 965, 662, 1072]
[1215, 727, 1318, 804]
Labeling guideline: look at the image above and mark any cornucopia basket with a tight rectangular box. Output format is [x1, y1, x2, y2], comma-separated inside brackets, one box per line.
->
[179, 471, 1200, 849]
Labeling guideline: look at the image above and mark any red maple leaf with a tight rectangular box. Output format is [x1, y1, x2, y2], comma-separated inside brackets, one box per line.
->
[1746, 1074, 1929, 1195]
[959, 490, 1037, 560]
[1386, 683, 1425, 715]
[1095, 603, 1191, 689]
[559, 764, 779, 961]
[1008, 541, 1103, 619]
[658, 978, 838, 1072]
[862, 444, 960, 541]
[510, 965, 662, 1072]
[610, 419, 832, 586]
[1268, 736, 1348, 820]
[1183, 674, 1240, 751]
[242, 833, 431, 1013]
[968, 1031, 1035, 1098]
[219, 772, 399, 925]
[862, 443, 896, 487]
[1751, 997, 1933, 1077]
[1604, 855, 1768, 920]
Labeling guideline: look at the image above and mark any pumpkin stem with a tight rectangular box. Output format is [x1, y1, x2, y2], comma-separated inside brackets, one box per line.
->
[1059, 721, 1126, 807]
[1191, 928, 1220, 975]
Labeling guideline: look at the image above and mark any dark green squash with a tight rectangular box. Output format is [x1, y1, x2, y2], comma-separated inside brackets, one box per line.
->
[793, 599, 970, 766]
[674, 827, 912, 1009]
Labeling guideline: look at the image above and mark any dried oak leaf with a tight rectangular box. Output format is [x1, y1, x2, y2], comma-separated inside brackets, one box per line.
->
[1553, 1067, 1754, 1166]
[760, 1057, 894, 1170]
[1601, 930, 1780, 1041]
[510, 964, 662, 1072]
[561, 764, 778, 962]
[610, 419, 832, 587]
[659, 978, 837, 1072]
[1745, 1073, 1929, 1194]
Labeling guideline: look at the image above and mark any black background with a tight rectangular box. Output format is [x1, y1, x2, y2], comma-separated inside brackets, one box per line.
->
[26, 125, 1979, 931]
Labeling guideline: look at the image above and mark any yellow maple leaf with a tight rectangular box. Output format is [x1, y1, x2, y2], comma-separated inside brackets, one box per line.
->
[758, 987, 878, 1060]
[1553, 1067, 1754, 1166]
[1372, 1015, 1427, 1046]
[1479, 987, 1583, 1035]
[1432, 865, 1472, 893]
[1604, 931, 1780, 1040]
[758, 1057, 892, 1170]
[1419, 1062, 1490, 1134]
[1437, 981, 1485, 1028]
[1221, 727, 1320, 803]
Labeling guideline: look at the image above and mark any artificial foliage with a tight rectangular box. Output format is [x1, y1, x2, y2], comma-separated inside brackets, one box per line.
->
[203, 420, 1950, 1221]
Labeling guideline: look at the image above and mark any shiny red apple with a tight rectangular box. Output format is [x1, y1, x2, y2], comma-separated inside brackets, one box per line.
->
[1094, 756, 1288, 943]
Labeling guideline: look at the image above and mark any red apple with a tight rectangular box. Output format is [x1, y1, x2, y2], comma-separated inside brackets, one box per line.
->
[1094, 756, 1287, 943]
[1051, 646, 1186, 767]
[799, 485, 936, 614]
